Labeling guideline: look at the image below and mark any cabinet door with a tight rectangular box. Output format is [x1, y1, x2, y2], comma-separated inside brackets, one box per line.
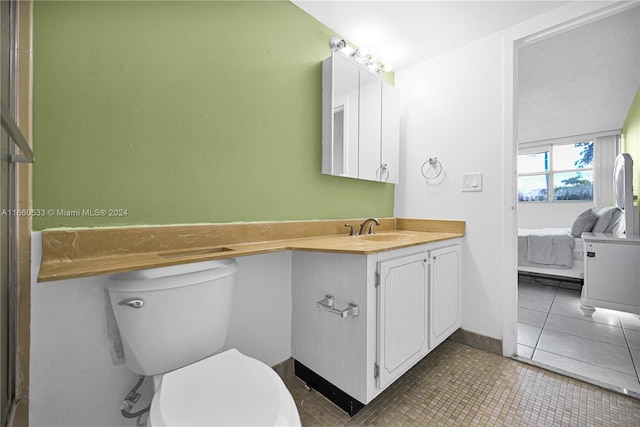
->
[358, 73, 382, 182]
[380, 82, 399, 183]
[429, 245, 462, 349]
[376, 252, 428, 390]
[583, 241, 640, 314]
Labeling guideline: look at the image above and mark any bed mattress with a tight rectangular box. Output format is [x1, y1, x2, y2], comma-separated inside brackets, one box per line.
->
[517, 227, 582, 269]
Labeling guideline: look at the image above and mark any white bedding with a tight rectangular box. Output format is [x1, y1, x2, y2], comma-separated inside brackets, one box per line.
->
[518, 228, 576, 268]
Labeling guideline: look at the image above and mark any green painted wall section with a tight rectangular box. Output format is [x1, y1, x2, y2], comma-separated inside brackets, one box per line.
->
[622, 87, 640, 204]
[32, 1, 395, 230]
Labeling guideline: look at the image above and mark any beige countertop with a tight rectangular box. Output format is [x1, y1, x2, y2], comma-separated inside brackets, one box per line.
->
[38, 217, 464, 282]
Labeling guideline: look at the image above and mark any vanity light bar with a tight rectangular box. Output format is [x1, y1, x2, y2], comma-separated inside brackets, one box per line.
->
[329, 36, 391, 75]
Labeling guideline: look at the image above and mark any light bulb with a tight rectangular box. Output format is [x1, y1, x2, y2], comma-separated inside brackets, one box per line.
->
[329, 36, 346, 51]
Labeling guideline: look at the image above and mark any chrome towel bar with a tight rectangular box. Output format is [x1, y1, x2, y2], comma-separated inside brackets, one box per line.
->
[317, 294, 359, 318]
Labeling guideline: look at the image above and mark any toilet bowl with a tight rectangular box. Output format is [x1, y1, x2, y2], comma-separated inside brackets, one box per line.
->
[107, 259, 301, 427]
[149, 349, 300, 427]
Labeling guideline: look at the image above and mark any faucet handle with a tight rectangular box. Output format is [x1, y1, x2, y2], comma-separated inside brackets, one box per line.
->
[344, 224, 357, 236]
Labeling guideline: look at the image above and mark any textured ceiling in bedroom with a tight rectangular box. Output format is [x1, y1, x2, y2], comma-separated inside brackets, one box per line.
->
[517, 6, 640, 144]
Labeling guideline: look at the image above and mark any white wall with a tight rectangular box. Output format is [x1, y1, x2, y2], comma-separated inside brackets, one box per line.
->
[224, 252, 292, 367]
[29, 232, 292, 427]
[30, 235, 137, 427]
[518, 201, 592, 229]
[394, 1, 627, 353]
[395, 31, 508, 340]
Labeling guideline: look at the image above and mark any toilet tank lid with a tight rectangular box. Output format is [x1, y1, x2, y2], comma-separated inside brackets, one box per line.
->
[110, 259, 237, 281]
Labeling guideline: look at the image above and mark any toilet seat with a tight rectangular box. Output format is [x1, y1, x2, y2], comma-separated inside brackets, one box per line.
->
[148, 349, 301, 427]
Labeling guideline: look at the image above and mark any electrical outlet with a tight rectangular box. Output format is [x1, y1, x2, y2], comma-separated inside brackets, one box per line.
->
[461, 173, 482, 192]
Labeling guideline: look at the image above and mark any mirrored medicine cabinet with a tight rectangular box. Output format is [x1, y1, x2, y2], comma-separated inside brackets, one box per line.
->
[321, 51, 400, 184]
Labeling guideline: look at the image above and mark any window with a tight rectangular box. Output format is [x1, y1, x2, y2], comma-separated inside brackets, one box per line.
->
[518, 141, 593, 202]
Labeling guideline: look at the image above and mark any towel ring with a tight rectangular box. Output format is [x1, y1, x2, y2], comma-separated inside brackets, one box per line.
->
[421, 157, 443, 180]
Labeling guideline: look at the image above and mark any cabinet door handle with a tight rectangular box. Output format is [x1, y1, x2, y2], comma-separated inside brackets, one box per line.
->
[317, 295, 359, 318]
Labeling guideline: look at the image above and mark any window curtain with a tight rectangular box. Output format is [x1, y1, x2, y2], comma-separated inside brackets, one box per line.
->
[593, 134, 620, 207]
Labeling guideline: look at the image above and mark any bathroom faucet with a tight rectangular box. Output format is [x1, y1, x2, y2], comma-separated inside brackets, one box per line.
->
[359, 218, 380, 235]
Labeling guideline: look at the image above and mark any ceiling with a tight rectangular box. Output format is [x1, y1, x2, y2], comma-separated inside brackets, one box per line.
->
[291, 1, 569, 71]
[517, 5, 640, 143]
[293, 1, 640, 144]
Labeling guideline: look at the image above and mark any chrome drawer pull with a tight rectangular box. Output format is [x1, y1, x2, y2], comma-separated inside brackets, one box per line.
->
[317, 295, 359, 318]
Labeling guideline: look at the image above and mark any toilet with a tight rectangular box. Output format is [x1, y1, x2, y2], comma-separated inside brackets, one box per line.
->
[108, 259, 301, 427]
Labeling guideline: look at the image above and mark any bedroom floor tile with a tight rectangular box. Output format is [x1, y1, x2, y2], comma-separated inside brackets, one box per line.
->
[519, 295, 554, 313]
[620, 312, 640, 332]
[625, 328, 640, 351]
[550, 300, 621, 327]
[518, 344, 534, 359]
[518, 323, 542, 348]
[544, 313, 627, 347]
[518, 277, 640, 398]
[553, 287, 582, 305]
[537, 329, 635, 376]
[630, 349, 640, 375]
[518, 280, 557, 301]
[518, 307, 548, 328]
[532, 349, 640, 395]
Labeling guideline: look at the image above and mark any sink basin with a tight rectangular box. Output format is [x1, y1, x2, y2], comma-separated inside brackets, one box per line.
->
[359, 233, 418, 242]
[159, 247, 234, 259]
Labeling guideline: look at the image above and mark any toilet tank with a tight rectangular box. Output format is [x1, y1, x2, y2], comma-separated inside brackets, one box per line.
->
[108, 259, 239, 376]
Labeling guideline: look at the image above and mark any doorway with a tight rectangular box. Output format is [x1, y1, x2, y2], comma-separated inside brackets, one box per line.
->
[513, 3, 640, 395]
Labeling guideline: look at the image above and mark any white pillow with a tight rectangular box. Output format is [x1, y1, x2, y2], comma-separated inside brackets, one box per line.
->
[610, 213, 626, 235]
[592, 207, 622, 233]
[570, 208, 598, 238]
[605, 208, 623, 233]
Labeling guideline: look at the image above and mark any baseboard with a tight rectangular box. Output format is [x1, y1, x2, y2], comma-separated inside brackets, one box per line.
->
[447, 328, 502, 355]
[294, 360, 365, 416]
[272, 357, 295, 381]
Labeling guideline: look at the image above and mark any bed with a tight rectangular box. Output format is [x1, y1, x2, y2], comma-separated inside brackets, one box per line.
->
[518, 227, 584, 280]
[518, 206, 624, 281]
[518, 152, 636, 281]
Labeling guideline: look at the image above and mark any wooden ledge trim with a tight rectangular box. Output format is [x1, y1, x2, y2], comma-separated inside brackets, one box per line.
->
[38, 217, 465, 282]
[396, 218, 465, 234]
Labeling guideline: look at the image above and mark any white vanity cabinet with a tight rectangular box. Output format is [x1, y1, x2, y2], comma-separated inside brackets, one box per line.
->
[292, 240, 461, 415]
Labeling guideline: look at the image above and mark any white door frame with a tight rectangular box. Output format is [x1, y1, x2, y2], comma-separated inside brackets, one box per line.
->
[502, 0, 637, 357]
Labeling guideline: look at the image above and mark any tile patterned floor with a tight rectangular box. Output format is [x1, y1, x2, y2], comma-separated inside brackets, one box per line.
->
[285, 340, 640, 426]
[517, 274, 640, 396]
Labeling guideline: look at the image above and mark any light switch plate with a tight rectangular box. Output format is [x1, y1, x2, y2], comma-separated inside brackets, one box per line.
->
[461, 172, 483, 192]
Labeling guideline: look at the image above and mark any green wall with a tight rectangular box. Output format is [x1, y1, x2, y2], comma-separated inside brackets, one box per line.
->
[622, 87, 640, 203]
[32, 1, 395, 230]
